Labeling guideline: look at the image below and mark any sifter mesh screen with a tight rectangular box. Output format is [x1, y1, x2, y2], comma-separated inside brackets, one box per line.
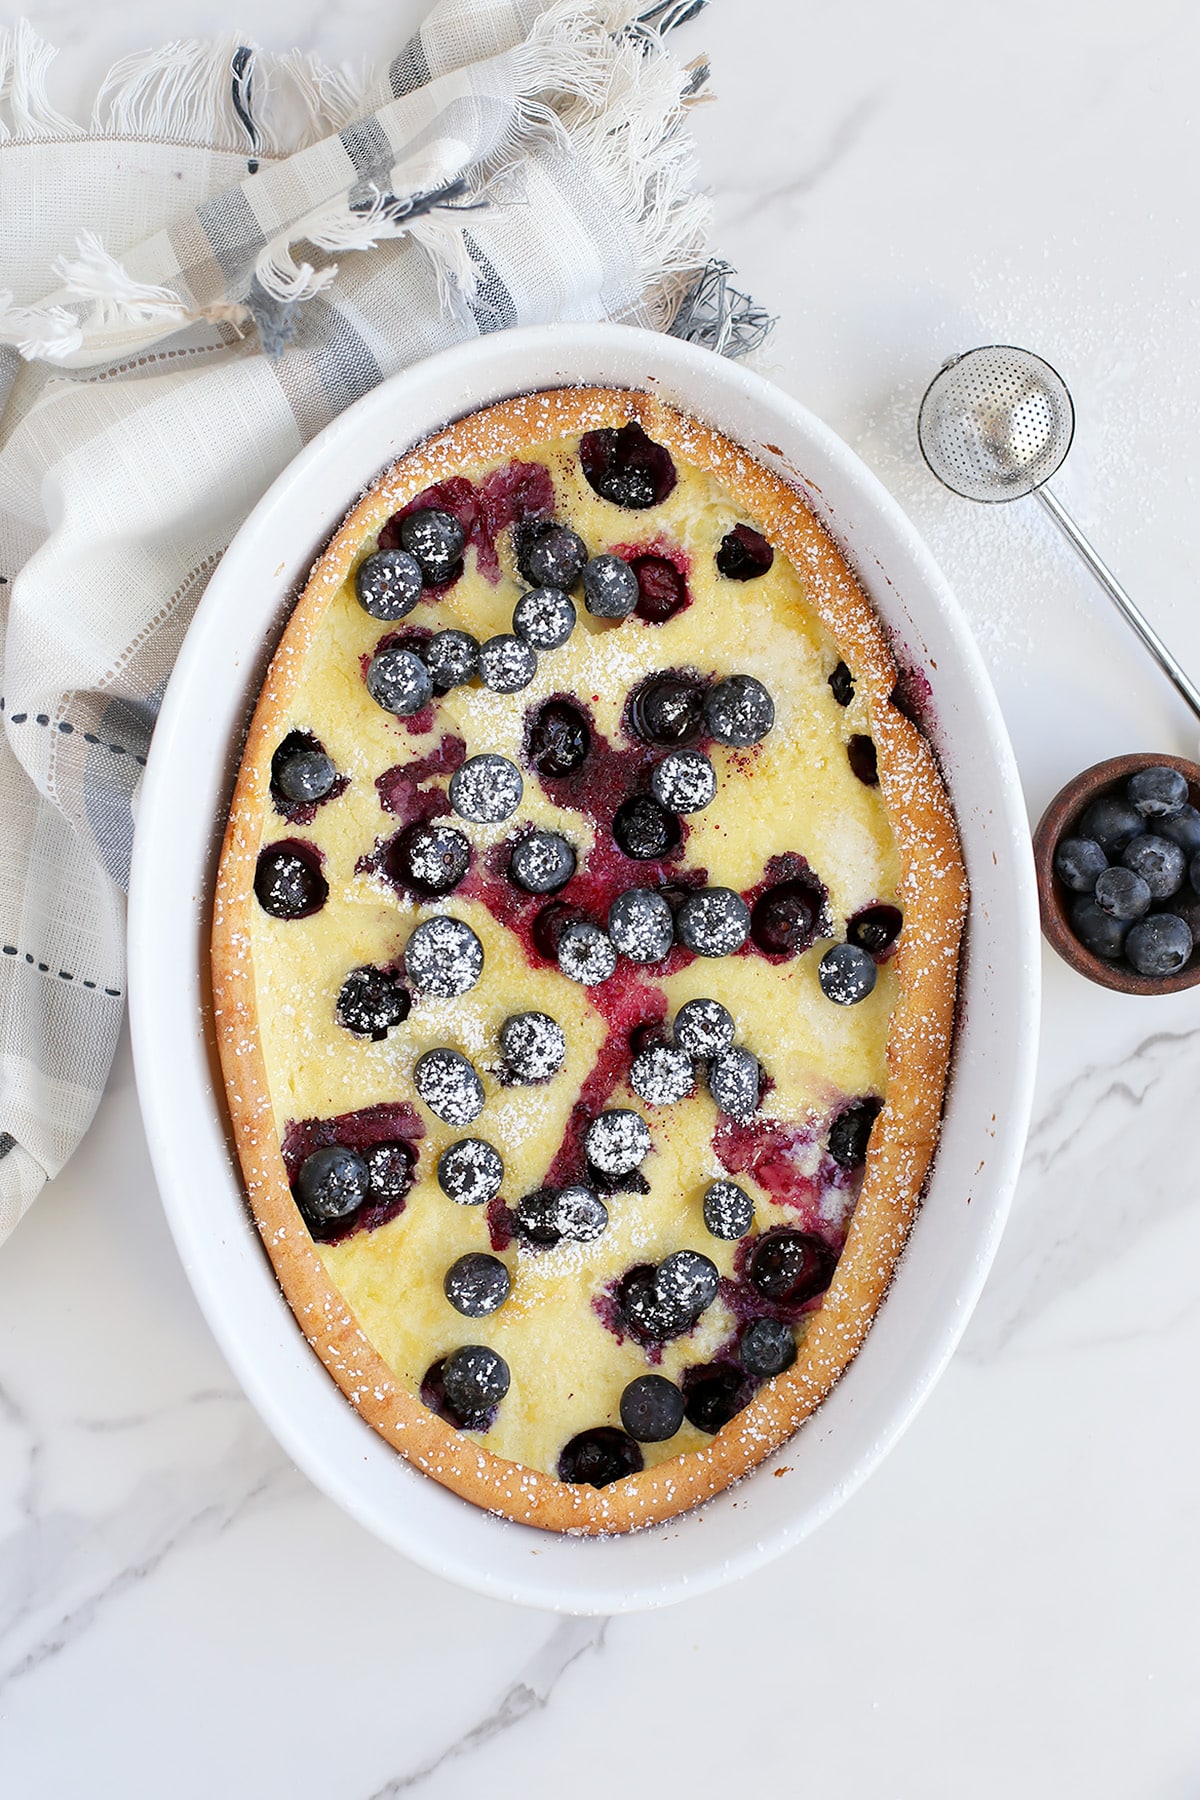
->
[917, 344, 1074, 503]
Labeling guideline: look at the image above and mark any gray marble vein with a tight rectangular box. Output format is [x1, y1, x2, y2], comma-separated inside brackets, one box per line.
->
[368, 1615, 609, 1796]
[0, 1375, 42, 1524]
[716, 91, 884, 220]
[0, 1390, 296, 1697]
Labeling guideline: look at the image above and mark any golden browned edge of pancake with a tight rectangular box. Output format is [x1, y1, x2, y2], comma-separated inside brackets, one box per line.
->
[211, 386, 968, 1536]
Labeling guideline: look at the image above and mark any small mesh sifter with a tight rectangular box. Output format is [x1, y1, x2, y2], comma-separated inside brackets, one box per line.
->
[918, 343, 1200, 723]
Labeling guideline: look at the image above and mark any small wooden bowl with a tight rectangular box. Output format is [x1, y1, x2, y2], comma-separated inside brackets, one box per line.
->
[1033, 752, 1200, 994]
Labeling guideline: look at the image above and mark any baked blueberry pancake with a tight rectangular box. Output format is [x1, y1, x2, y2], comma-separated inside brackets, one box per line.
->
[211, 388, 966, 1533]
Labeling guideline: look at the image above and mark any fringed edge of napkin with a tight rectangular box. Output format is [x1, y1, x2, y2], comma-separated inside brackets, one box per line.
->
[0, 19, 366, 154]
[0, 5, 771, 369]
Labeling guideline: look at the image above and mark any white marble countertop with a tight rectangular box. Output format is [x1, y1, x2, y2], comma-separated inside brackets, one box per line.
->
[6, 1, 1200, 1793]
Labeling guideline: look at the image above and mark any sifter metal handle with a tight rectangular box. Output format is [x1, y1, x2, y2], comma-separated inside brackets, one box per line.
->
[1034, 484, 1200, 726]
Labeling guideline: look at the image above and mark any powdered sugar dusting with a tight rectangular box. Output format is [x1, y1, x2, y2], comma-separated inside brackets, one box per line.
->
[211, 385, 966, 1535]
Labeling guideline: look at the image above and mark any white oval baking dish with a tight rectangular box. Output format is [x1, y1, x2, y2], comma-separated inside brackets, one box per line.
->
[128, 323, 1039, 1613]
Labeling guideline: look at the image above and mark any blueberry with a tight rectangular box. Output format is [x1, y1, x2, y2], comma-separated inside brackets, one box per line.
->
[1159, 805, 1200, 858]
[631, 555, 689, 624]
[444, 1253, 510, 1318]
[254, 842, 327, 919]
[703, 675, 774, 748]
[516, 521, 587, 590]
[449, 754, 523, 823]
[674, 997, 735, 1059]
[827, 1097, 883, 1168]
[682, 1363, 753, 1434]
[437, 1137, 503, 1206]
[516, 1185, 608, 1245]
[750, 878, 823, 957]
[818, 942, 878, 1005]
[366, 645, 433, 717]
[716, 523, 774, 580]
[1094, 866, 1152, 920]
[579, 422, 678, 509]
[584, 1109, 652, 1176]
[582, 555, 639, 618]
[413, 1049, 485, 1125]
[558, 1426, 644, 1486]
[739, 1318, 797, 1378]
[527, 699, 590, 777]
[847, 735, 879, 785]
[270, 732, 339, 811]
[513, 587, 576, 650]
[599, 467, 657, 508]
[708, 1045, 760, 1121]
[1121, 833, 1186, 899]
[747, 1229, 835, 1306]
[616, 1264, 676, 1342]
[404, 915, 484, 998]
[656, 1249, 720, 1322]
[612, 794, 680, 860]
[1170, 883, 1200, 942]
[631, 1042, 695, 1106]
[530, 902, 574, 962]
[1127, 765, 1189, 819]
[363, 1140, 416, 1206]
[294, 1144, 369, 1231]
[619, 1375, 685, 1443]
[355, 548, 422, 619]
[556, 919, 617, 986]
[650, 748, 717, 814]
[607, 889, 674, 963]
[553, 1184, 609, 1241]
[512, 1189, 558, 1245]
[335, 964, 411, 1039]
[628, 672, 706, 746]
[828, 662, 855, 706]
[423, 629, 479, 690]
[399, 508, 465, 583]
[703, 1179, 754, 1240]
[478, 633, 538, 694]
[421, 1356, 485, 1429]
[629, 1017, 673, 1055]
[622, 1261, 698, 1338]
[1054, 835, 1109, 893]
[392, 821, 471, 897]
[1069, 896, 1129, 960]
[509, 829, 576, 894]
[846, 903, 903, 956]
[677, 888, 750, 957]
[442, 1344, 509, 1419]
[500, 1011, 566, 1082]
[1075, 793, 1144, 857]
[1124, 912, 1193, 977]
[274, 745, 337, 805]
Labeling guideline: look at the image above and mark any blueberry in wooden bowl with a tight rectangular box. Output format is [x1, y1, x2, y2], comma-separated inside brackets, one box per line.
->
[1033, 752, 1200, 994]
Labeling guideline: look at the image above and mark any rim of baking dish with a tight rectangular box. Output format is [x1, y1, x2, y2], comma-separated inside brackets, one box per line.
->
[129, 323, 1040, 1613]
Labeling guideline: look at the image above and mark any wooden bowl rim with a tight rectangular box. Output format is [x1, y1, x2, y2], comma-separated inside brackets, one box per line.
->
[1033, 751, 1200, 995]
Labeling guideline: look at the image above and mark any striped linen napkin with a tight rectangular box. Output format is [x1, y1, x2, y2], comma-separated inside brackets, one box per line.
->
[0, 0, 770, 1243]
